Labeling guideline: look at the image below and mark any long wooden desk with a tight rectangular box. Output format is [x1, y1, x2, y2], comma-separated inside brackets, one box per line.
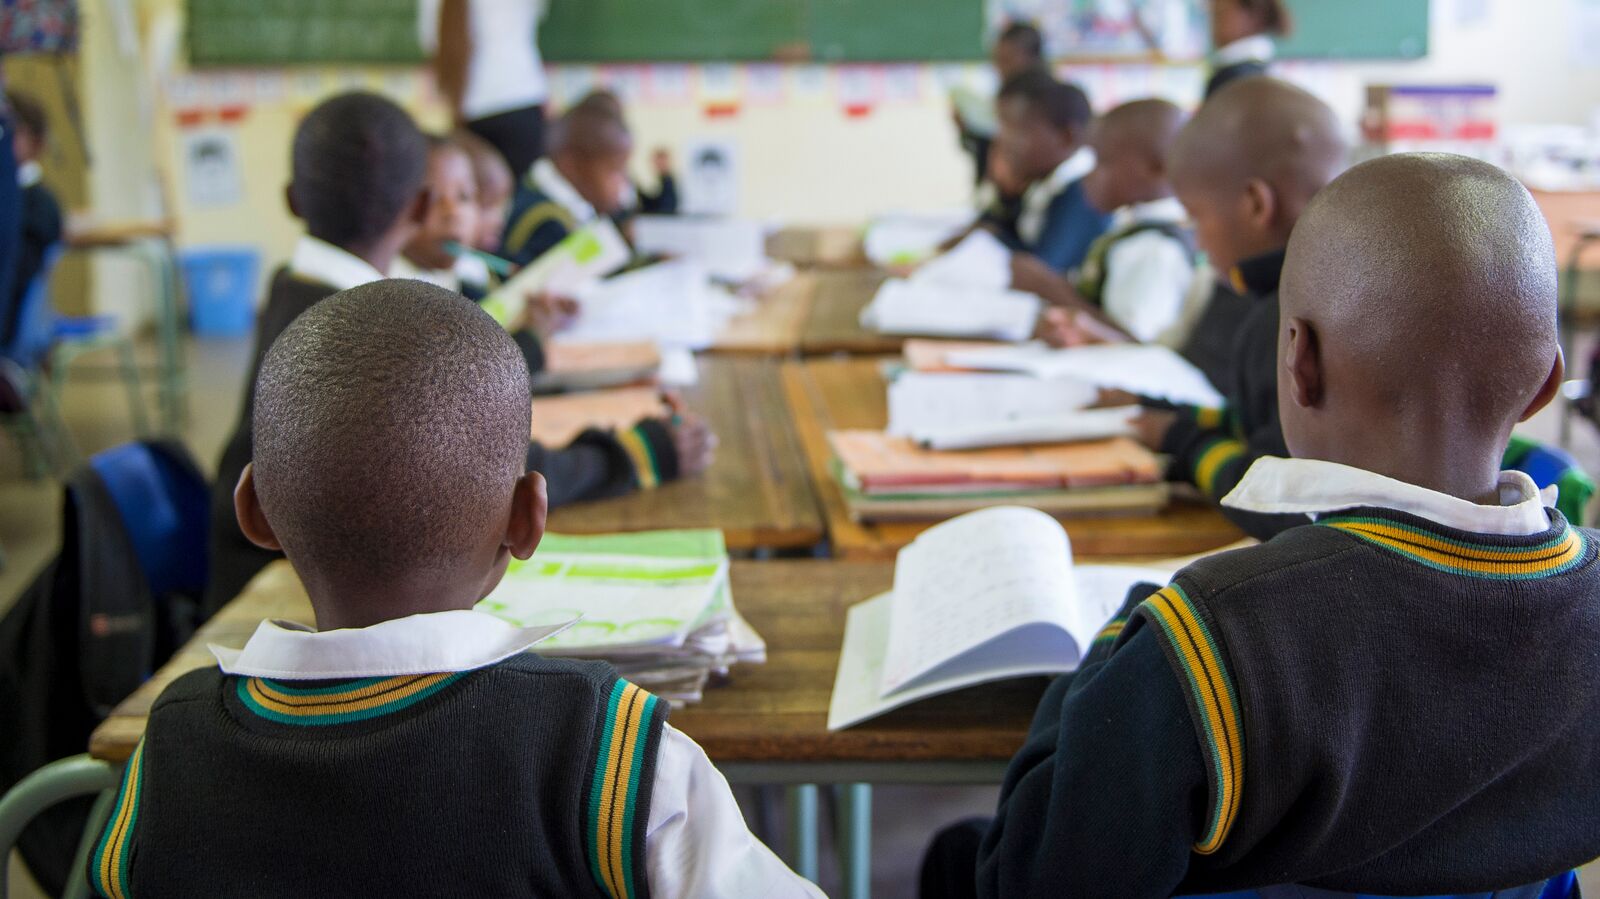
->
[709, 270, 816, 356]
[544, 356, 824, 551]
[782, 356, 1246, 560]
[798, 269, 899, 356]
[91, 559, 1037, 772]
[767, 225, 868, 269]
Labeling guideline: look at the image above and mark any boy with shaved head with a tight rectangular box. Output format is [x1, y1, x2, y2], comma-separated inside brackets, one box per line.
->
[91, 282, 820, 899]
[1131, 77, 1345, 539]
[921, 154, 1600, 898]
[501, 102, 633, 266]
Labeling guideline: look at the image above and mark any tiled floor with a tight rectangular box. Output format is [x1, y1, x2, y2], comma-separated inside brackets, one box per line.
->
[7, 333, 1600, 898]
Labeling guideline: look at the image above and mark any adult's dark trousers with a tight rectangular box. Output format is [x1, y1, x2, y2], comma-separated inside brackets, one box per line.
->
[466, 103, 547, 177]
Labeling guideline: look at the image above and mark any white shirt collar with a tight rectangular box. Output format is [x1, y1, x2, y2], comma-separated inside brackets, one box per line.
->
[1212, 33, 1276, 67]
[1018, 146, 1096, 245]
[289, 235, 387, 291]
[16, 160, 41, 188]
[1222, 457, 1556, 537]
[1109, 195, 1187, 231]
[209, 608, 574, 679]
[531, 157, 597, 224]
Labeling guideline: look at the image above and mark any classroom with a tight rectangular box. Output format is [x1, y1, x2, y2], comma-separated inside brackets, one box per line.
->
[4, 0, 1600, 896]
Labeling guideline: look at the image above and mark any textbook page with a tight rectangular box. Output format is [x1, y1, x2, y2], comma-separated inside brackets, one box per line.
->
[910, 229, 1012, 291]
[480, 218, 631, 327]
[828, 563, 1171, 730]
[887, 372, 1100, 438]
[861, 278, 1041, 342]
[880, 506, 1075, 696]
[946, 343, 1225, 407]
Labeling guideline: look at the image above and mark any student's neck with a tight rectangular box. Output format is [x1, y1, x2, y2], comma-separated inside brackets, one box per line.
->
[302, 574, 480, 631]
[1314, 437, 1504, 506]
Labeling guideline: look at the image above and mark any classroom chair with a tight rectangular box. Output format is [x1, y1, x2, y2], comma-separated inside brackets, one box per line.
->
[0, 355, 75, 479]
[0, 754, 119, 899]
[0, 440, 208, 894]
[1503, 433, 1595, 526]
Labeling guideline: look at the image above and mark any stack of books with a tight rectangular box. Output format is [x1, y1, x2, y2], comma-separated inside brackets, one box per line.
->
[476, 529, 764, 706]
[827, 429, 1167, 522]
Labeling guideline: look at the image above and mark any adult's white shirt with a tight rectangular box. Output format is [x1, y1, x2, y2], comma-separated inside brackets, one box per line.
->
[418, 0, 550, 121]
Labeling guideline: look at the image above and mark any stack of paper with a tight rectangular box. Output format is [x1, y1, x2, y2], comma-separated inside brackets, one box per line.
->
[829, 507, 1173, 729]
[863, 212, 973, 267]
[557, 260, 744, 352]
[532, 341, 661, 394]
[860, 278, 1041, 342]
[905, 340, 1224, 408]
[476, 530, 763, 706]
[631, 215, 793, 288]
[909, 230, 1012, 290]
[888, 371, 1134, 450]
[529, 387, 668, 447]
[827, 430, 1167, 521]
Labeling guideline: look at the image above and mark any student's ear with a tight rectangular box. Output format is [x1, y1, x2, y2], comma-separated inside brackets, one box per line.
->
[505, 471, 548, 560]
[1242, 177, 1277, 234]
[1284, 316, 1322, 409]
[1519, 349, 1566, 422]
[233, 464, 282, 552]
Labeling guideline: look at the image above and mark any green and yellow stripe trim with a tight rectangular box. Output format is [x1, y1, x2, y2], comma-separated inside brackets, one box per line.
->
[1193, 437, 1247, 497]
[91, 739, 145, 899]
[1138, 585, 1242, 855]
[618, 427, 661, 490]
[1320, 515, 1589, 580]
[504, 200, 575, 258]
[1093, 616, 1127, 645]
[236, 673, 464, 725]
[1193, 406, 1226, 431]
[587, 680, 661, 899]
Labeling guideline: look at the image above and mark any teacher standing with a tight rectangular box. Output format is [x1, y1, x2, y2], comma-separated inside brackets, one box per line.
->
[421, 0, 550, 177]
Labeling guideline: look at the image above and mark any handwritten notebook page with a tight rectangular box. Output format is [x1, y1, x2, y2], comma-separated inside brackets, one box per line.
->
[530, 387, 667, 447]
[880, 507, 1075, 696]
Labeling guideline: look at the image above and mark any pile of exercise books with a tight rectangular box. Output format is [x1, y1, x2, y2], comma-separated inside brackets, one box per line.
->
[475, 529, 764, 706]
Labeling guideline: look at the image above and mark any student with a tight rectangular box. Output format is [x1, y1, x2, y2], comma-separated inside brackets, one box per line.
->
[923, 151, 1600, 899]
[0, 90, 61, 352]
[90, 281, 821, 898]
[1020, 98, 1195, 344]
[452, 127, 515, 254]
[205, 93, 714, 616]
[1205, 0, 1291, 98]
[1129, 78, 1343, 540]
[393, 135, 490, 299]
[993, 69, 1111, 275]
[957, 21, 1045, 188]
[500, 102, 631, 267]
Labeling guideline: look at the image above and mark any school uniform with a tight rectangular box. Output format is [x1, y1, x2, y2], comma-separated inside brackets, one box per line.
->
[1157, 247, 1303, 539]
[0, 160, 61, 351]
[88, 609, 823, 898]
[1014, 147, 1113, 275]
[1072, 196, 1194, 342]
[929, 461, 1600, 898]
[203, 237, 679, 616]
[501, 157, 593, 268]
[1205, 33, 1274, 99]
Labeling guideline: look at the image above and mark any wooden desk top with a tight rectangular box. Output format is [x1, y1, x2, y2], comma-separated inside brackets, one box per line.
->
[799, 269, 901, 356]
[766, 225, 867, 269]
[545, 356, 824, 550]
[90, 559, 1044, 766]
[782, 356, 1245, 560]
[709, 270, 815, 356]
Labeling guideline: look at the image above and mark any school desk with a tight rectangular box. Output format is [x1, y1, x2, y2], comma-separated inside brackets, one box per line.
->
[799, 269, 906, 356]
[544, 356, 825, 550]
[708, 269, 816, 356]
[782, 356, 1246, 560]
[766, 224, 868, 269]
[88, 558, 1042, 899]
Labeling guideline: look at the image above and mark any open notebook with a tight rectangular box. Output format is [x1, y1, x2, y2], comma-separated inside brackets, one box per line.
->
[828, 507, 1173, 729]
[944, 343, 1224, 408]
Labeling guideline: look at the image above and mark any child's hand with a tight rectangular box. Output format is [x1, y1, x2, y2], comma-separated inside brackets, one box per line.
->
[668, 411, 717, 477]
[652, 148, 673, 176]
[520, 292, 579, 340]
[1130, 410, 1177, 451]
[1037, 308, 1098, 348]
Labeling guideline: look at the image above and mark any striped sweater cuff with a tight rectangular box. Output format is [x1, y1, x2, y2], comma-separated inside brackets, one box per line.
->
[618, 419, 680, 490]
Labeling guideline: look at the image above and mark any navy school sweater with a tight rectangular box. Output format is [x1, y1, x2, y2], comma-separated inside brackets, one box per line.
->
[1022, 176, 1114, 275]
[978, 506, 1600, 897]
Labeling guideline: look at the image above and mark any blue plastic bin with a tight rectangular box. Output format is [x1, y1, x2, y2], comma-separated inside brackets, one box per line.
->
[181, 247, 260, 337]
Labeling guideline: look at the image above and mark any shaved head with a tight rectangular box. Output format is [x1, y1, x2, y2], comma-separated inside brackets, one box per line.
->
[1279, 153, 1562, 489]
[1171, 77, 1344, 204]
[1083, 99, 1186, 211]
[551, 103, 631, 159]
[1098, 99, 1184, 166]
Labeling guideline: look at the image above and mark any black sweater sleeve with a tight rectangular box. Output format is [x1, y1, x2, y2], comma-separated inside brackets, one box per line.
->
[976, 604, 1209, 899]
[526, 419, 681, 508]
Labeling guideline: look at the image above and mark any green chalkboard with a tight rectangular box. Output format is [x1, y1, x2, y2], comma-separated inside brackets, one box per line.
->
[188, 0, 422, 67]
[1278, 0, 1429, 59]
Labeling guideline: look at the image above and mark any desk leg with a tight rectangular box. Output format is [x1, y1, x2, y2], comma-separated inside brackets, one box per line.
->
[787, 784, 819, 883]
[836, 783, 871, 899]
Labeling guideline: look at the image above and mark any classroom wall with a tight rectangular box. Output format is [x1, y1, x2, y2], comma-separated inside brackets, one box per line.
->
[75, 0, 1600, 321]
